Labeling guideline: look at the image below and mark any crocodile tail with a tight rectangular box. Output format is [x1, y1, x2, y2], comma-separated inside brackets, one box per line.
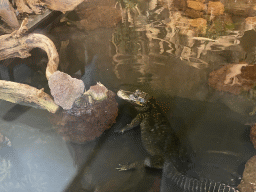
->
[163, 161, 239, 192]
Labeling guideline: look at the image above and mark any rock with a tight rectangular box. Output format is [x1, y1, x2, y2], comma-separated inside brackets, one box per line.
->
[75, 6, 122, 31]
[244, 17, 256, 31]
[240, 65, 256, 81]
[238, 155, 256, 192]
[246, 46, 256, 64]
[224, 0, 255, 17]
[189, 18, 207, 34]
[67, 0, 122, 31]
[208, 63, 254, 95]
[85, 82, 108, 101]
[207, 1, 225, 16]
[172, 0, 187, 10]
[53, 83, 118, 143]
[48, 71, 85, 110]
[185, 8, 204, 18]
[240, 30, 256, 54]
[250, 124, 256, 149]
[187, 0, 206, 11]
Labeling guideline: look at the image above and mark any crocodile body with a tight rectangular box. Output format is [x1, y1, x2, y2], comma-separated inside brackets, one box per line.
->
[116, 89, 239, 192]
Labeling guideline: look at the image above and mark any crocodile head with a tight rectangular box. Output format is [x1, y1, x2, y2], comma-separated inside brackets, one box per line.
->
[117, 89, 150, 107]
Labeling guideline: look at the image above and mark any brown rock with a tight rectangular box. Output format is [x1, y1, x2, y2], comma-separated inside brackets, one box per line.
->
[85, 82, 108, 101]
[187, 0, 206, 11]
[238, 155, 256, 192]
[240, 65, 256, 81]
[244, 17, 256, 31]
[224, 0, 255, 17]
[189, 18, 207, 34]
[53, 85, 118, 143]
[208, 63, 254, 95]
[48, 71, 85, 110]
[173, 0, 187, 10]
[250, 124, 256, 149]
[185, 8, 204, 18]
[207, 1, 225, 16]
[75, 6, 122, 31]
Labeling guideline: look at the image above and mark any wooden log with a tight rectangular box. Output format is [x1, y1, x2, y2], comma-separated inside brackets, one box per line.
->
[42, 0, 84, 13]
[0, 19, 59, 112]
[0, 19, 59, 79]
[0, 80, 59, 113]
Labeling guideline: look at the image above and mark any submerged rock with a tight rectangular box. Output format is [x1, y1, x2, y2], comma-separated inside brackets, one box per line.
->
[224, 0, 256, 17]
[189, 18, 207, 34]
[207, 1, 224, 16]
[185, 8, 204, 18]
[76, 6, 122, 31]
[53, 83, 118, 143]
[187, 0, 205, 11]
[208, 63, 256, 95]
[68, 0, 122, 31]
[244, 17, 256, 31]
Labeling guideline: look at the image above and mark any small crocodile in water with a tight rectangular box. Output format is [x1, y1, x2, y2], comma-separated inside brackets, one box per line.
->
[116, 89, 239, 192]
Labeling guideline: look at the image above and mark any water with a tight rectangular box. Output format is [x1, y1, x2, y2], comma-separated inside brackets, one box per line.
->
[0, 101, 76, 192]
[1, 0, 256, 191]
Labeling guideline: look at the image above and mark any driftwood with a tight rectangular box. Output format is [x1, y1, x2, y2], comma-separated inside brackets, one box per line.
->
[0, 80, 59, 113]
[0, 0, 20, 29]
[42, 0, 84, 13]
[15, 0, 43, 14]
[0, 19, 59, 79]
[0, 19, 60, 113]
[0, 0, 84, 32]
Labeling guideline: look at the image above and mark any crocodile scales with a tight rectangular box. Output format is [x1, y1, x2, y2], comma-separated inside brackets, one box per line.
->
[116, 89, 239, 192]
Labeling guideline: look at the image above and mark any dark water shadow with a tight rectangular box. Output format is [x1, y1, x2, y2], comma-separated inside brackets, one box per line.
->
[2, 105, 31, 122]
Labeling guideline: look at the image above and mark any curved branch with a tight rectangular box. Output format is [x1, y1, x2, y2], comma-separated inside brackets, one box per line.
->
[25, 33, 59, 79]
[0, 22, 59, 79]
[0, 80, 59, 113]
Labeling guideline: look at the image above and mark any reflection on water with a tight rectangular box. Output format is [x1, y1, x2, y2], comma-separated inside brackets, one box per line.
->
[105, 0, 256, 190]
[108, 0, 256, 116]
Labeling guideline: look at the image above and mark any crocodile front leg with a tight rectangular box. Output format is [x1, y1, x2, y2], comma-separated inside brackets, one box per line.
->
[115, 113, 143, 133]
[116, 155, 164, 171]
[116, 161, 142, 171]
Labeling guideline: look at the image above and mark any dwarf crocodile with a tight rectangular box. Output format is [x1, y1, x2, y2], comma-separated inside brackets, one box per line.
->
[116, 89, 239, 192]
